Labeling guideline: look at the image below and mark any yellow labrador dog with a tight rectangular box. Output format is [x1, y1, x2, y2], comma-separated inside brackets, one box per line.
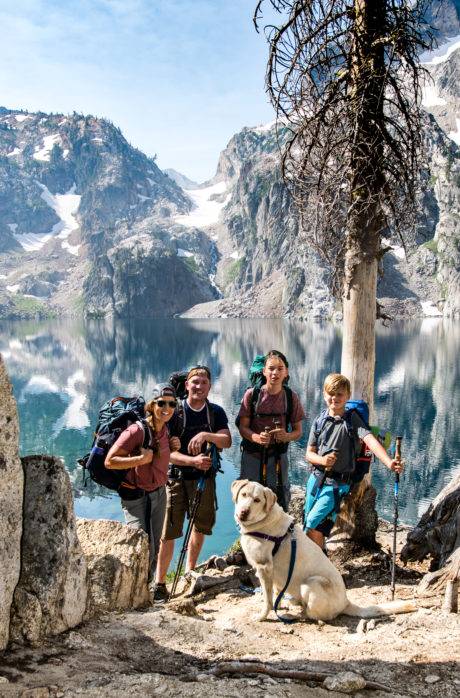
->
[232, 479, 415, 622]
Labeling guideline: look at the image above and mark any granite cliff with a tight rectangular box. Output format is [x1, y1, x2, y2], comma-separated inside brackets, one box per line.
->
[0, 109, 218, 319]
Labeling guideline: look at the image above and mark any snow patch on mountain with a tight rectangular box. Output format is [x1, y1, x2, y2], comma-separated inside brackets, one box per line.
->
[421, 34, 460, 65]
[253, 120, 276, 133]
[33, 134, 61, 161]
[7, 147, 21, 157]
[14, 183, 81, 254]
[174, 181, 230, 228]
[448, 118, 460, 145]
[422, 80, 447, 107]
[421, 300, 443, 317]
[177, 248, 194, 257]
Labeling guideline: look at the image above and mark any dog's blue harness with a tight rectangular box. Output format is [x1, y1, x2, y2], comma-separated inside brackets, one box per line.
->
[247, 521, 297, 623]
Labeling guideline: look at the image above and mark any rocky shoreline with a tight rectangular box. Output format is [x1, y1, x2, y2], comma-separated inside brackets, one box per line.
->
[0, 519, 458, 698]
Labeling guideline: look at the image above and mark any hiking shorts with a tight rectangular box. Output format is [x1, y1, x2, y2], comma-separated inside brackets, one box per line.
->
[161, 477, 216, 540]
[240, 450, 290, 510]
[303, 472, 351, 535]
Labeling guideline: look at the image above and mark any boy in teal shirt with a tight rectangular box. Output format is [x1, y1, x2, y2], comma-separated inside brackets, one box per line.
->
[304, 373, 404, 550]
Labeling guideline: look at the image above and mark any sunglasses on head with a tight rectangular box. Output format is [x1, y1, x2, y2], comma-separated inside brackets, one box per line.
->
[187, 365, 211, 379]
[154, 399, 176, 408]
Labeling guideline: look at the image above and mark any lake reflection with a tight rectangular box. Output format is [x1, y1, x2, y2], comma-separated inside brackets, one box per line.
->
[1, 317, 459, 561]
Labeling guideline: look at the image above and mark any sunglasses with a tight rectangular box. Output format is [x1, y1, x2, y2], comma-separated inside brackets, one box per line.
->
[154, 399, 176, 408]
[187, 365, 211, 379]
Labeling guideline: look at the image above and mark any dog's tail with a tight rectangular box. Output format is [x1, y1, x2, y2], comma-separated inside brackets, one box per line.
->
[342, 599, 417, 618]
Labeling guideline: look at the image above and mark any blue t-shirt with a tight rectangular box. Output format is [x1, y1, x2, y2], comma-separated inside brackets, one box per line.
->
[169, 400, 228, 479]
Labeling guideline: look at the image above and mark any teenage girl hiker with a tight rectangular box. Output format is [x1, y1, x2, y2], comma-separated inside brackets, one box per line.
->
[237, 350, 305, 510]
[105, 384, 180, 591]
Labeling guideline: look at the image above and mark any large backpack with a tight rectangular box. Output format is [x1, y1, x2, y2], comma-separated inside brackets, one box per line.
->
[313, 399, 390, 484]
[236, 355, 294, 453]
[168, 370, 216, 435]
[169, 371, 188, 400]
[78, 395, 151, 491]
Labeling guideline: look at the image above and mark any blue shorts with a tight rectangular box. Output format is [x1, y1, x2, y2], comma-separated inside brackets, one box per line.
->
[303, 472, 351, 534]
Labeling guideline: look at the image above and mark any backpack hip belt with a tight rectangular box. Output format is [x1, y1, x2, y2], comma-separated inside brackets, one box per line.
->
[312, 466, 353, 485]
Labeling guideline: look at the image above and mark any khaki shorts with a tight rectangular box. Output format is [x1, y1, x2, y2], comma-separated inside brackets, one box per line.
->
[161, 477, 216, 540]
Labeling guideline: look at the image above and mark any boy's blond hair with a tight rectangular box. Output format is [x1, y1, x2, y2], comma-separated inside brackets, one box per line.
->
[323, 373, 351, 395]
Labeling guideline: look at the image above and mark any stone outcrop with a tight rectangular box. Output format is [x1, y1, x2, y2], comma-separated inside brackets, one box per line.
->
[0, 355, 23, 650]
[77, 518, 150, 612]
[9, 455, 88, 645]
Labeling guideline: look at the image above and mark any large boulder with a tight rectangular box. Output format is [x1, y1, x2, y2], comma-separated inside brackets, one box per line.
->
[9, 455, 88, 645]
[77, 518, 150, 612]
[0, 356, 23, 650]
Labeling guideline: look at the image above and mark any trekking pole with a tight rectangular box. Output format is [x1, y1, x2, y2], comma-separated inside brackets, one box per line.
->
[169, 445, 222, 600]
[390, 436, 402, 601]
[260, 426, 271, 486]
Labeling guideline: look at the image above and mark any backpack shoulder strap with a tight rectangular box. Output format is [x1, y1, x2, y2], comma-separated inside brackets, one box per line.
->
[137, 419, 151, 449]
[343, 409, 358, 438]
[250, 386, 261, 420]
[314, 409, 329, 438]
[284, 385, 293, 429]
[206, 399, 216, 432]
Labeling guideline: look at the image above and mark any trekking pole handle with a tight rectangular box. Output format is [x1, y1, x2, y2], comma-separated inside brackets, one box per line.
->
[394, 436, 403, 485]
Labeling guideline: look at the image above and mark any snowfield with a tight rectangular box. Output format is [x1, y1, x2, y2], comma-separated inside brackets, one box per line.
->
[33, 134, 61, 161]
[175, 181, 230, 228]
[420, 34, 460, 65]
[14, 183, 81, 254]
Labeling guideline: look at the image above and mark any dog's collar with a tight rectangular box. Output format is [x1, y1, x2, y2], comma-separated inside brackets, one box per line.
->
[245, 521, 294, 557]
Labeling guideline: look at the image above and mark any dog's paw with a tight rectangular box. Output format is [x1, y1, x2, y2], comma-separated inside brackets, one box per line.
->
[253, 610, 270, 622]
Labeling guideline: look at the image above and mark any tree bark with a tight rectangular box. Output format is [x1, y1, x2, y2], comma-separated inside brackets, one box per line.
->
[341, 257, 378, 407]
[335, 0, 386, 549]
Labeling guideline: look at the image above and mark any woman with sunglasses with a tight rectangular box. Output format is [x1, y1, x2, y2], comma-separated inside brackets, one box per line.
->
[105, 384, 180, 592]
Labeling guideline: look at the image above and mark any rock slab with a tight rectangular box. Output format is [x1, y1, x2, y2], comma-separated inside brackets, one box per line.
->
[0, 355, 23, 650]
[9, 455, 88, 645]
[77, 518, 150, 613]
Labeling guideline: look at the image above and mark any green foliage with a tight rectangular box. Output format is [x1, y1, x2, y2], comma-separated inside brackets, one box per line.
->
[423, 239, 438, 254]
[73, 294, 86, 314]
[226, 538, 242, 554]
[10, 295, 55, 319]
[224, 259, 243, 288]
[183, 256, 200, 275]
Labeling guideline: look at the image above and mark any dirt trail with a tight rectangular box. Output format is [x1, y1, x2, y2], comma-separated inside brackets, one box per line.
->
[0, 530, 458, 697]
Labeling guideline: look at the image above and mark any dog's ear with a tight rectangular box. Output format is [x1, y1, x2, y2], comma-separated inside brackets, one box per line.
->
[231, 479, 249, 502]
[263, 487, 277, 512]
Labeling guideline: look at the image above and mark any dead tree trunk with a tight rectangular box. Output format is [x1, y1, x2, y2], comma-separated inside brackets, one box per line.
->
[336, 0, 387, 548]
[401, 472, 460, 570]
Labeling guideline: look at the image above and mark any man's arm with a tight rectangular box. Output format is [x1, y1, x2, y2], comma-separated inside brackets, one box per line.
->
[187, 428, 231, 455]
[170, 450, 212, 471]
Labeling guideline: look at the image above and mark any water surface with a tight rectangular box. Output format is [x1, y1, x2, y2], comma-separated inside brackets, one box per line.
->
[1, 317, 458, 562]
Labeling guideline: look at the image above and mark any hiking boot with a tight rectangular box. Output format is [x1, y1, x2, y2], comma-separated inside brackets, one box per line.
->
[151, 582, 169, 603]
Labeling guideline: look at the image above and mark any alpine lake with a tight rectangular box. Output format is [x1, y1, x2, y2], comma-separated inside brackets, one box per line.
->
[1, 317, 459, 564]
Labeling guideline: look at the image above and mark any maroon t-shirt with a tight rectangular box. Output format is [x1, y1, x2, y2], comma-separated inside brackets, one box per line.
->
[238, 386, 305, 442]
[115, 422, 170, 491]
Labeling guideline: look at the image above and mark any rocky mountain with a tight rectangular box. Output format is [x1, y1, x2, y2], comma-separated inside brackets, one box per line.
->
[183, 33, 460, 320]
[165, 168, 199, 190]
[0, 109, 219, 319]
[1, 4, 460, 322]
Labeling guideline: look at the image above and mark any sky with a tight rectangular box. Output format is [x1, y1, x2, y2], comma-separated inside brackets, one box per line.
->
[0, 0, 278, 181]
